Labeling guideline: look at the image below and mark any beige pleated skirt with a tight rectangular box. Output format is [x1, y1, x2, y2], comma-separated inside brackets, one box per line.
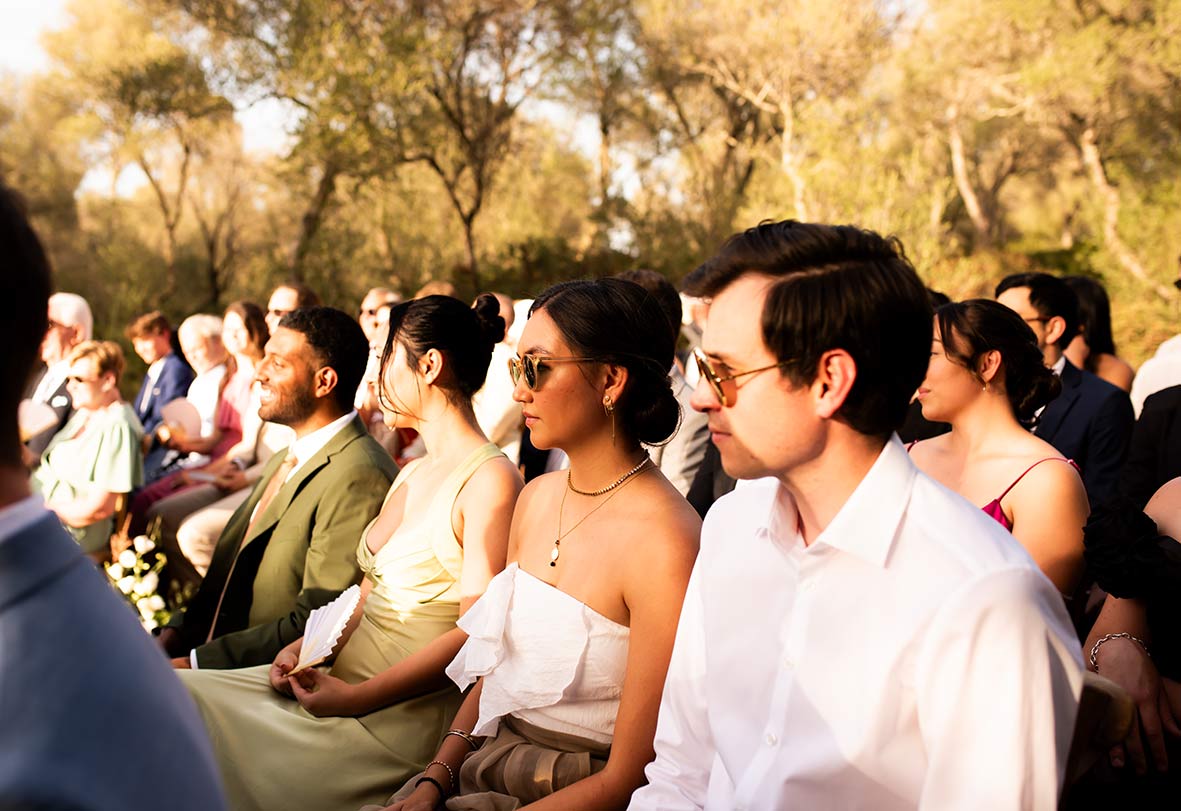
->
[364, 715, 611, 811]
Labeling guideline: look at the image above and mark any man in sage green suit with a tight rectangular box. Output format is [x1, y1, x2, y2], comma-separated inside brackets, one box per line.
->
[159, 307, 397, 669]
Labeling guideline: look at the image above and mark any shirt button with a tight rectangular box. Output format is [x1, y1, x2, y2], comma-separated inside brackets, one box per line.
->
[765, 732, 778, 746]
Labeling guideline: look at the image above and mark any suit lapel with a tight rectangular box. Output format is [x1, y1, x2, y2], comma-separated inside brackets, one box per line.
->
[240, 415, 365, 546]
[1036, 360, 1082, 441]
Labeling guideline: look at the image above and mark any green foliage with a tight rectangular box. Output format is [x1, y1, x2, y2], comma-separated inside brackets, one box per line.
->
[3, 0, 1179, 367]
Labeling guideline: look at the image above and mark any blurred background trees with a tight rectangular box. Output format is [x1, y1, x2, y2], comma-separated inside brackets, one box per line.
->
[2, 0, 1179, 361]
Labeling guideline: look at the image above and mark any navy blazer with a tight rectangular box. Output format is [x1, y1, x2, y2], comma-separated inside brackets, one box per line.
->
[133, 352, 194, 437]
[1119, 384, 1181, 508]
[0, 509, 226, 810]
[25, 373, 73, 457]
[1034, 359, 1133, 507]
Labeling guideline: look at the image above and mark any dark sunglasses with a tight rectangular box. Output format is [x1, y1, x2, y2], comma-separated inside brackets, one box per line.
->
[508, 354, 598, 390]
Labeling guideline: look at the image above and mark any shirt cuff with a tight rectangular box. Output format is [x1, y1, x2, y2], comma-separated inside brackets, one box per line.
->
[190, 649, 200, 670]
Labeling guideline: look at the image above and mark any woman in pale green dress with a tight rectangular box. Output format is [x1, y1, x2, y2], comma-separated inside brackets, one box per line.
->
[32, 340, 143, 559]
[179, 294, 524, 811]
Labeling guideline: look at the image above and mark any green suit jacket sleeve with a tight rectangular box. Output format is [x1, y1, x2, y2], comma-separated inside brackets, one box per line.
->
[191, 434, 397, 668]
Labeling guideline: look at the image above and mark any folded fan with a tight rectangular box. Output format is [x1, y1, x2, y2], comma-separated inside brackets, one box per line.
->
[289, 584, 361, 675]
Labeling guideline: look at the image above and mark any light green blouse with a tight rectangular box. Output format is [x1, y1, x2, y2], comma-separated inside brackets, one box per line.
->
[33, 402, 144, 553]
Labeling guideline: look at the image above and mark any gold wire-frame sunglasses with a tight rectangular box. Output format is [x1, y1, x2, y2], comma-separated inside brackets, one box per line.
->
[691, 346, 791, 407]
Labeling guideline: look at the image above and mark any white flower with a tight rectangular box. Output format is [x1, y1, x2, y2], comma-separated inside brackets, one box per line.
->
[147, 594, 166, 612]
[136, 598, 154, 619]
[133, 571, 160, 596]
[142, 617, 158, 632]
[133, 535, 156, 554]
[117, 576, 136, 595]
[118, 549, 137, 569]
[107, 564, 125, 580]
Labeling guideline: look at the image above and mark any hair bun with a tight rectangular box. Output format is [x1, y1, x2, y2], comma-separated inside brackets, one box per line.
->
[472, 293, 506, 346]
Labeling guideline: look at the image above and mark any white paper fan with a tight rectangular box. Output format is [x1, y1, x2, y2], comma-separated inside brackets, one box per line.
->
[289, 584, 361, 675]
[18, 399, 58, 442]
[161, 398, 202, 437]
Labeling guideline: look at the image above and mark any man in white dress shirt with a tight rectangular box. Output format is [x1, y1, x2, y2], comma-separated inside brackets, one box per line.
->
[629, 220, 1084, 811]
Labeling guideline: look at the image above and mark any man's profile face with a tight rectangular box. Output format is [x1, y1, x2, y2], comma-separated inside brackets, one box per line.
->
[996, 286, 1052, 359]
[40, 315, 77, 365]
[689, 273, 818, 481]
[256, 326, 319, 427]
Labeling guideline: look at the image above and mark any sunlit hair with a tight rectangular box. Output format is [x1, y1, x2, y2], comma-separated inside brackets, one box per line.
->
[68, 340, 126, 384]
[178, 314, 223, 346]
[225, 300, 269, 361]
[124, 310, 171, 340]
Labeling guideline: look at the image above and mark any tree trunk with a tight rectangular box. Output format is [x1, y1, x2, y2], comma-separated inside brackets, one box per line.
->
[778, 102, 809, 222]
[461, 214, 481, 292]
[946, 105, 992, 249]
[289, 161, 339, 280]
[1077, 126, 1172, 300]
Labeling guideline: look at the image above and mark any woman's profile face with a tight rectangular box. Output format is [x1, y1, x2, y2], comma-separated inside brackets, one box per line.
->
[222, 311, 249, 357]
[915, 320, 980, 424]
[512, 308, 603, 451]
[378, 338, 422, 429]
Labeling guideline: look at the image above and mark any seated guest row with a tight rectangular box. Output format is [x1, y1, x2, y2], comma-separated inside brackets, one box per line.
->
[10, 189, 1156, 809]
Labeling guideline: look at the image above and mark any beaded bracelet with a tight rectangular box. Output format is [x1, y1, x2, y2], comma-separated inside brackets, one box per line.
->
[445, 729, 480, 750]
[1089, 632, 1150, 671]
[426, 759, 456, 794]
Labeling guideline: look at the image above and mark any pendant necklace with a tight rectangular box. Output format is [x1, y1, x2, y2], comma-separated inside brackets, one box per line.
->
[551, 456, 651, 567]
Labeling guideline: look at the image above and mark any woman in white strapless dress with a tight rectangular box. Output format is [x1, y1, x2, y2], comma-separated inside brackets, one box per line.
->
[374, 279, 702, 811]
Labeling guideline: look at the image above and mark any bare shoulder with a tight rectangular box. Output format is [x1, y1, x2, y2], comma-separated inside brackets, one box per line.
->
[907, 433, 951, 467]
[619, 473, 701, 573]
[464, 454, 524, 498]
[1096, 353, 1135, 393]
[1146, 478, 1181, 539]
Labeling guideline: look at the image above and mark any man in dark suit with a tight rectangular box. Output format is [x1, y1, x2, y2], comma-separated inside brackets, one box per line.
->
[24, 291, 92, 456]
[126, 310, 194, 481]
[158, 306, 398, 669]
[0, 183, 226, 809]
[1119, 384, 1181, 508]
[997, 272, 1133, 507]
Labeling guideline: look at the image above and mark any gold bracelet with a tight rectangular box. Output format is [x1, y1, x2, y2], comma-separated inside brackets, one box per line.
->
[426, 760, 455, 794]
[444, 729, 480, 750]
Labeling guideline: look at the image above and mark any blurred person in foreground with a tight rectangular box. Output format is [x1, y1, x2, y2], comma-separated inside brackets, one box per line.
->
[0, 182, 226, 810]
[630, 220, 1083, 811]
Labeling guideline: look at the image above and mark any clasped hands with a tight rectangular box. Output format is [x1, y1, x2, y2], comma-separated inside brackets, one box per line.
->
[269, 646, 363, 717]
[1096, 636, 1181, 774]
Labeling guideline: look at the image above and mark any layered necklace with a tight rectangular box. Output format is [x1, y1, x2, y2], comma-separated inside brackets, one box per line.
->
[550, 455, 651, 567]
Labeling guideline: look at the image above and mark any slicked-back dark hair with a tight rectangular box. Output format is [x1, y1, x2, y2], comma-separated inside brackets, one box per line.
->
[0, 184, 52, 465]
[278, 307, 368, 413]
[994, 272, 1079, 350]
[685, 220, 932, 439]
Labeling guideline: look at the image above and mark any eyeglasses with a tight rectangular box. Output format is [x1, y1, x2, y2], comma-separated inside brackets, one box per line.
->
[692, 346, 791, 407]
[47, 318, 67, 331]
[508, 354, 598, 390]
[269, 308, 293, 319]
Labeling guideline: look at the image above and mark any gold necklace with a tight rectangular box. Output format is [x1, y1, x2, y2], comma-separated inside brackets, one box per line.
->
[551, 459, 651, 567]
[566, 454, 651, 496]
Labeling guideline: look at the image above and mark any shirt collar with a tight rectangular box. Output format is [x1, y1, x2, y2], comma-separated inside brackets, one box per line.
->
[287, 410, 357, 471]
[1050, 355, 1066, 377]
[146, 356, 167, 381]
[759, 436, 916, 568]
